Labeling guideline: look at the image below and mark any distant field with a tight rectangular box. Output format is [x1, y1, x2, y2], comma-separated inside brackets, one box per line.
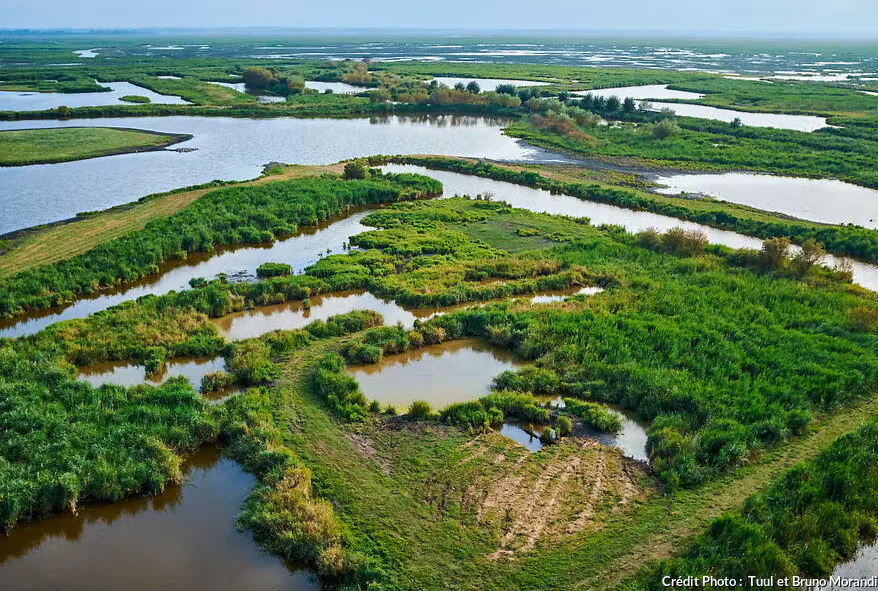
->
[0, 127, 189, 166]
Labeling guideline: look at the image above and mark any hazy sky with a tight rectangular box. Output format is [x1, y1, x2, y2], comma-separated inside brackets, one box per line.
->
[3, 0, 877, 36]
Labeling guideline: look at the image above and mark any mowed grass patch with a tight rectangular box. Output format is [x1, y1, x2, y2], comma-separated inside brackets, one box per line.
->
[0, 127, 189, 166]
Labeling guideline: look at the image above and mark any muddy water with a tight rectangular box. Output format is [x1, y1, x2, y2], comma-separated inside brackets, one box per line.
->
[77, 356, 238, 403]
[0, 447, 319, 591]
[212, 290, 422, 341]
[380, 164, 878, 292]
[0, 210, 371, 339]
[348, 338, 523, 410]
[655, 172, 878, 229]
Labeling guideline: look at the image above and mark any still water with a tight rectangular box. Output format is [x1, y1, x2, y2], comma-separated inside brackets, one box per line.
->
[77, 356, 238, 403]
[573, 84, 704, 101]
[0, 447, 319, 591]
[429, 77, 548, 91]
[0, 81, 190, 111]
[645, 101, 829, 131]
[0, 210, 372, 338]
[348, 337, 523, 410]
[381, 165, 878, 292]
[655, 172, 878, 228]
[0, 115, 553, 234]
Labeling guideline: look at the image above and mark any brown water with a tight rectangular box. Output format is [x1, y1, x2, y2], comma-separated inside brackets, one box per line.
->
[77, 356, 240, 403]
[212, 290, 422, 341]
[0, 447, 319, 591]
[348, 338, 523, 410]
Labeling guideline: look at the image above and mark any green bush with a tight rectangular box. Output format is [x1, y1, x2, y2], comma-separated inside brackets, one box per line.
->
[312, 354, 369, 421]
[562, 398, 623, 433]
[256, 262, 292, 278]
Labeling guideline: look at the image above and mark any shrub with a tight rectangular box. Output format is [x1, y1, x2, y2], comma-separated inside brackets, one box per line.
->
[201, 370, 234, 392]
[312, 354, 368, 421]
[407, 400, 434, 421]
[256, 262, 292, 278]
[556, 415, 572, 438]
[563, 398, 622, 433]
[344, 159, 369, 180]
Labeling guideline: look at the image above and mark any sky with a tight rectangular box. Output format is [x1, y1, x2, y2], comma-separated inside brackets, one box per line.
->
[2, 0, 877, 37]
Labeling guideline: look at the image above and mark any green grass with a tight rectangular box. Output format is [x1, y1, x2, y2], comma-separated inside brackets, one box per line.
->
[0, 127, 189, 166]
[119, 94, 150, 104]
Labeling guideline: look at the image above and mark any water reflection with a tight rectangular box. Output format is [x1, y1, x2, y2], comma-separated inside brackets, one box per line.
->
[0, 114, 552, 234]
[0, 447, 319, 591]
[0, 210, 371, 339]
[655, 172, 878, 228]
[348, 338, 523, 410]
[572, 84, 704, 101]
[645, 101, 829, 131]
[0, 81, 190, 111]
[380, 164, 878, 292]
[77, 356, 238, 403]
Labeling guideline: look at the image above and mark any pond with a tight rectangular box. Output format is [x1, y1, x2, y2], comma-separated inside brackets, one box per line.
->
[0, 209, 372, 339]
[348, 338, 523, 410]
[0, 81, 190, 112]
[0, 447, 319, 591]
[644, 101, 829, 132]
[429, 77, 548, 92]
[305, 81, 364, 94]
[77, 356, 239, 403]
[572, 84, 704, 101]
[654, 172, 878, 228]
[500, 401, 648, 460]
[0, 115, 555, 235]
[380, 164, 878, 293]
[212, 290, 424, 341]
[204, 80, 287, 103]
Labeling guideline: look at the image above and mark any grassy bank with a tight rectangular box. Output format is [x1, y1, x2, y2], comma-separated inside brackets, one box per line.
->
[0, 127, 191, 166]
[382, 155, 878, 264]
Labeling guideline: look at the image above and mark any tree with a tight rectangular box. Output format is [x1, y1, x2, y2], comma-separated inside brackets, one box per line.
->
[242, 66, 274, 90]
[343, 159, 369, 180]
[557, 91, 569, 102]
[57, 105, 70, 117]
[790, 238, 825, 277]
[496, 84, 516, 95]
[758, 237, 791, 270]
[651, 119, 681, 140]
[454, 82, 466, 91]
[623, 97, 637, 113]
[604, 95, 621, 113]
[731, 117, 743, 128]
[556, 416, 572, 438]
[465, 80, 481, 94]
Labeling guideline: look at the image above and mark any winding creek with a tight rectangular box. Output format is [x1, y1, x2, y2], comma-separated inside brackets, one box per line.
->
[655, 172, 878, 228]
[0, 447, 319, 591]
[6, 164, 878, 338]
